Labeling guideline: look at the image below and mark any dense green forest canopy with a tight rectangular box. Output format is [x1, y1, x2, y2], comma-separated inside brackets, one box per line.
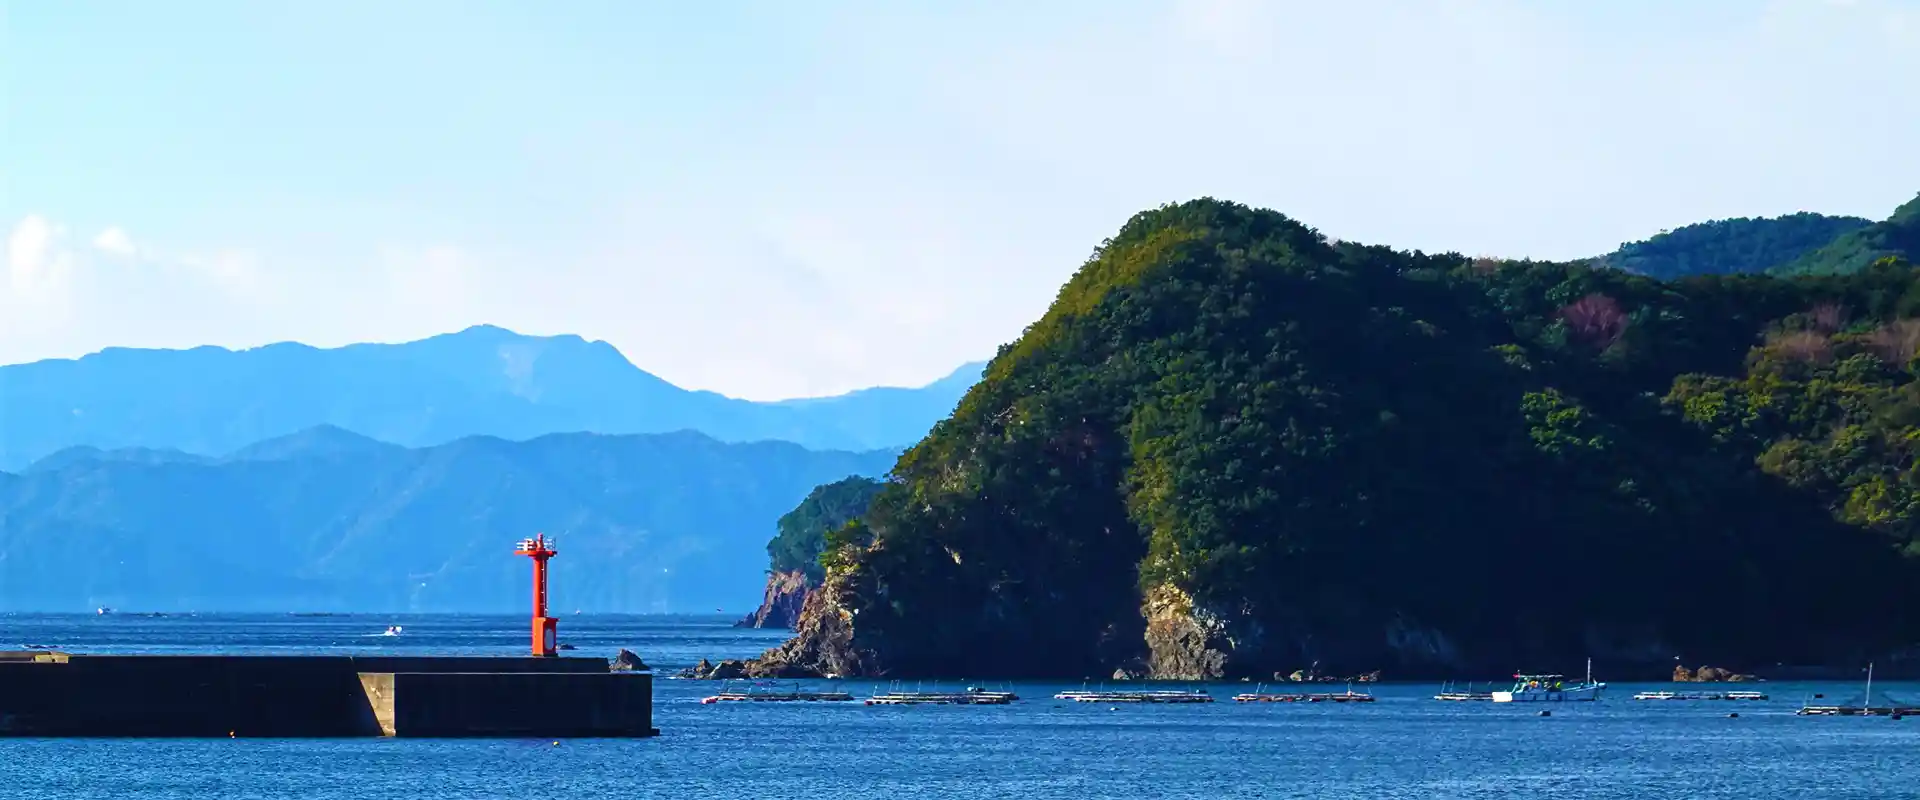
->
[766, 475, 886, 583]
[1773, 193, 1920, 276]
[790, 197, 1920, 679]
[1595, 213, 1870, 279]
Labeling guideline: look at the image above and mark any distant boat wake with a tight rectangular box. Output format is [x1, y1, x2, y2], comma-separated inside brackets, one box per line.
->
[363, 625, 404, 637]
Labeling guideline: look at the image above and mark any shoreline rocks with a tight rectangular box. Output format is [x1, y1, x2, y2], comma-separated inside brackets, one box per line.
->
[675, 658, 750, 680]
[1674, 665, 1762, 682]
[610, 648, 652, 672]
[723, 551, 1885, 684]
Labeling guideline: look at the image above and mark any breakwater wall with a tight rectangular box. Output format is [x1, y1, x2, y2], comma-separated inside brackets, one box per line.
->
[0, 652, 655, 738]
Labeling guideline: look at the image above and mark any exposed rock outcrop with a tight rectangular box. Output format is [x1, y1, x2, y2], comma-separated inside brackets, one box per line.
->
[1674, 665, 1762, 682]
[744, 571, 866, 679]
[734, 570, 813, 630]
[610, 648, 651, 672]
[1140, 585, 1450, 681]
[676, 658, 754, 680]
[1143, 585, 1249, 680]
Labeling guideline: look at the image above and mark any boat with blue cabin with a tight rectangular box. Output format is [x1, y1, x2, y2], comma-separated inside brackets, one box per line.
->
[1491, 659, 1604, 703]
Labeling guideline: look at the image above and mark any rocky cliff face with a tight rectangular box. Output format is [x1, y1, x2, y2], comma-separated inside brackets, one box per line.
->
[734, 570, 812, 629]
[746, 572, 873, 678]
[1140, 584, 1480, 680]
[1142, 585, 1239, 679]
[746, 558, 1846, 681]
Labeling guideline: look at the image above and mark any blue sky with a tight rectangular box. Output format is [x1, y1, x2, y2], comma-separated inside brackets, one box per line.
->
[4, 0, 1916, 399]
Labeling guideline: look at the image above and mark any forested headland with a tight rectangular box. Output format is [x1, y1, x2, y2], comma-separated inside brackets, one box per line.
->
[738, 194, 1920, 681]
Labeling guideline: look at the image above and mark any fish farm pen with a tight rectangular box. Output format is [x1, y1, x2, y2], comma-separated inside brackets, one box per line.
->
[1054, 689, 1215, 704]
[701, 681, 855, 704]
[1434, 682, 1495, 701]
[1796, 664, 1919, 717]
[1233, 688, 1375, 703]
[1634, 691, 1769, 701]
[864, 687, 1019, 706]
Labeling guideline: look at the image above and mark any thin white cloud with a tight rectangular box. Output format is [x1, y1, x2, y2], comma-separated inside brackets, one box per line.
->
[5, 214, 73, 305]
[92, 226, 136, 258]
[2, 214, 82, 345]
[0, 214, 279, 364]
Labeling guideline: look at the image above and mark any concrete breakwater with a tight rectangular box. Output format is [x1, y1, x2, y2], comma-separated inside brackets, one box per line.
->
[0, 651, 656, 738]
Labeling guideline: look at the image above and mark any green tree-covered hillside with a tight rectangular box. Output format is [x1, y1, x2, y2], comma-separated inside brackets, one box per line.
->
[753, 198, 1920, 681]
[1596, 213, 1869, 278]
[1773, 193, 1920, 275]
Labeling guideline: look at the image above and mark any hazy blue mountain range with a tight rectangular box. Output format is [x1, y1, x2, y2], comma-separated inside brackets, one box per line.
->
[0, 425, 896, 613]
[0, 324, 985, 470]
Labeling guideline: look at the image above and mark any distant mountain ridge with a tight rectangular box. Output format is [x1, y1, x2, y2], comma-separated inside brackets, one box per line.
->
[0, 325, 985, 470]
[0, 425, 898, 613]
[22, 424, 405, 473]
[1587, 191, 1918, 279]
[1772, 192, 1920, 275]
[1594, 212, 1872, 279]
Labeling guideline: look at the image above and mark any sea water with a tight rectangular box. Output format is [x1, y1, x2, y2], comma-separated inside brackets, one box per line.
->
[1, 613, 1914, 799]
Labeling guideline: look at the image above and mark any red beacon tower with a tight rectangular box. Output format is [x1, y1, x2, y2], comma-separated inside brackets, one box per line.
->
[515, 533, 559, 657]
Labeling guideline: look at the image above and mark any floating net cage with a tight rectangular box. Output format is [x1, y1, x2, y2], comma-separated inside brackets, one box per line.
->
[1820, 689, 1920, 709]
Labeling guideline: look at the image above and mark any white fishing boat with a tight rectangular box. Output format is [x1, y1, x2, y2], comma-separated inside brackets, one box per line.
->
[1491, 659, 1604, 703]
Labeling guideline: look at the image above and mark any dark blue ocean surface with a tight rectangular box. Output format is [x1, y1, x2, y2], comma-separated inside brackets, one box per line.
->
[2, 613, 1916, 799]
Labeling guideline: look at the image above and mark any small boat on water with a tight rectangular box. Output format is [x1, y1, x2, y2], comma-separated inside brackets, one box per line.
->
[1491, 660, 1604, 703]
[96, 607, 113, 616]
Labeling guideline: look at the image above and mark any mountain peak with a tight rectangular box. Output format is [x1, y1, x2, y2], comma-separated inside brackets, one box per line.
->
[0, 326, 987, 468]
[445, 323, 528, 341]
[224, 424, 405, 463]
